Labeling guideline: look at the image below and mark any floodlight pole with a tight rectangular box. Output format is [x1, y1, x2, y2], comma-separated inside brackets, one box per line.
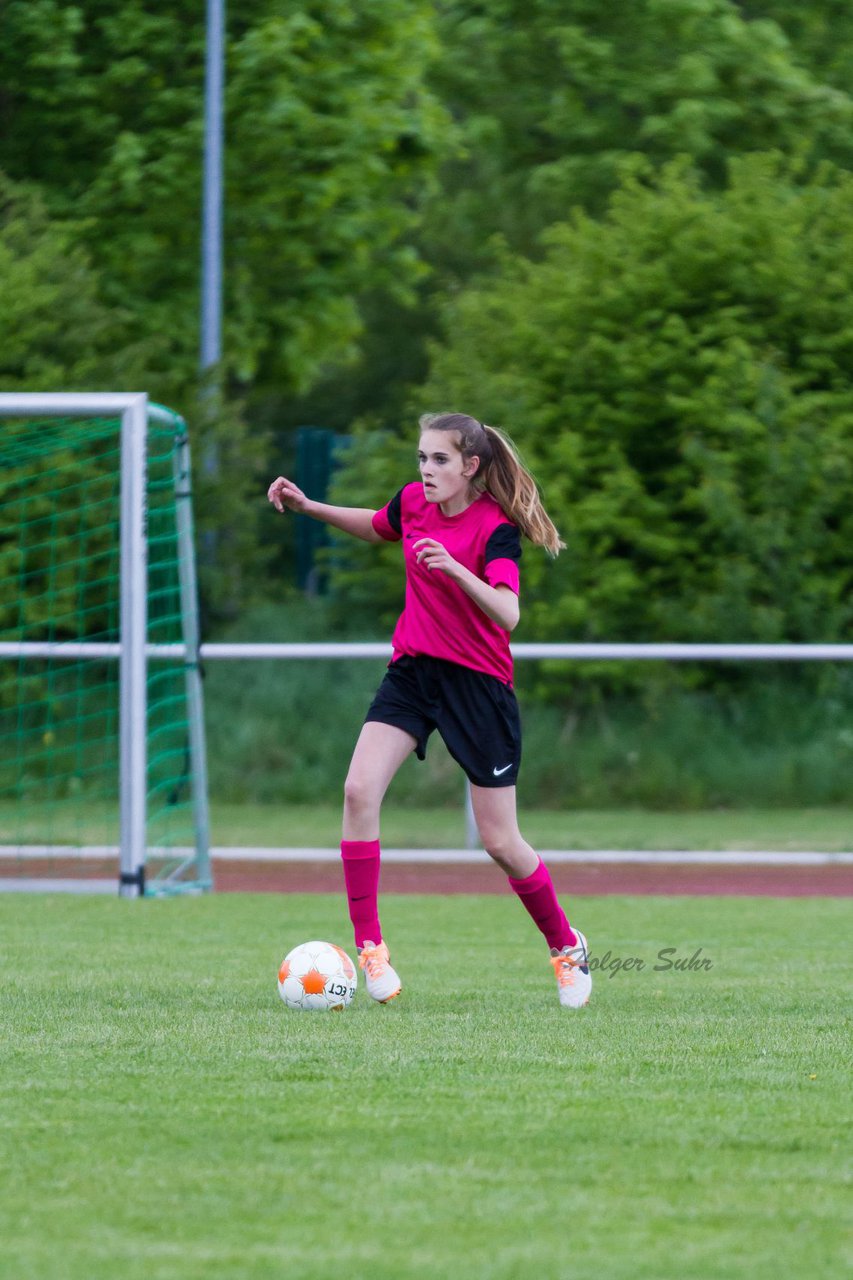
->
[201, 0, 224, 377]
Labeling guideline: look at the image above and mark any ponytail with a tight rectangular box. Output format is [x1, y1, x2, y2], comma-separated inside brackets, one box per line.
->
[481, 424, 565, 557]
[418, 412, 565, 557]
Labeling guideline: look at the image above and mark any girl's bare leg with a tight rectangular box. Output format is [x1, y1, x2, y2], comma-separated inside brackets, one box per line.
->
[469, 784, 539, 878]
[342, 720, 417, 841]
[341, 721, 415, 1000]
[471, 783, 584, 985]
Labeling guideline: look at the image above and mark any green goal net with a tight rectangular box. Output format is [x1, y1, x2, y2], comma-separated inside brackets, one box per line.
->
[0, 394, 211, 895]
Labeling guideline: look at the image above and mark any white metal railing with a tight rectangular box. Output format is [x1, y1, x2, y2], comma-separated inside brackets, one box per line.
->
[3, 642, 853, 662]
[5, 639, 852, 853]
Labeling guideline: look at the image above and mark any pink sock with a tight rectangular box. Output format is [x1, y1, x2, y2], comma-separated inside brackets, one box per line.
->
[341, 839, 382, 949]
[508, 857, 577, 951]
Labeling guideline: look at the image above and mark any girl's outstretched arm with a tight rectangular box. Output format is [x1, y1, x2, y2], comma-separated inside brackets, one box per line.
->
[267, 475, 384, 543]
[413, 538, 520, 631]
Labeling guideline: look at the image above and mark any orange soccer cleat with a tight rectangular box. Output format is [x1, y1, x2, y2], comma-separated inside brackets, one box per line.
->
[550, 930, 592, 1009]
[358, 939, 402, 1004]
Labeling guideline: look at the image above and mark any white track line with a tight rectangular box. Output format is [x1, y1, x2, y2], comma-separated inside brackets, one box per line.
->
[0, 879, 117, 894]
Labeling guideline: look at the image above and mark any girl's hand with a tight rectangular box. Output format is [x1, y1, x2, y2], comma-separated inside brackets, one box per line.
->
[413, 538, 460, 579]
[267, 476, 308, 514]
[415, 537, 519, 629]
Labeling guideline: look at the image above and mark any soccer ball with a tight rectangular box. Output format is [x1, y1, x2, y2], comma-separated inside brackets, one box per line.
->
[277, 940, 357, 1012]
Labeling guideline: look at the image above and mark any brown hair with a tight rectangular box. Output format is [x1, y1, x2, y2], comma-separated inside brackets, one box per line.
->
[418, 412, 565, 556]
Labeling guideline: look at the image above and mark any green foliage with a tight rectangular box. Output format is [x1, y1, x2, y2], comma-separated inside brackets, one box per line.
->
[191, 386, 273, 621]
[323, 426, 415, 630]
[202, 598, 388, 805]
[225, 1, 449, 393]
[0, 417, 120, 645]
[0, 169, 268, 621]
[205, 657, 853, 808]
[202, 604, 853, 809]
[4, 3, 853, 642]
[0, 2, 450, 618]
[0, 174, 155, 390]
[514, 665, 853, 809]
[292, 0, 853, 478]
[0, 1, 208, 400]
[0, 0, 449, 400]
[426, 0, 853, 270]
[743, 2, 853, 89]
[414, 156, 853, 656]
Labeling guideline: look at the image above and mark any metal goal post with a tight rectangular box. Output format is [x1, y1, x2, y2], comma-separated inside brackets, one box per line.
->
[0, 393, 210, 896]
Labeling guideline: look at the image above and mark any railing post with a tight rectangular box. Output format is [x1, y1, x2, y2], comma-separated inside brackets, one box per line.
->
[465, 780, 479, 851]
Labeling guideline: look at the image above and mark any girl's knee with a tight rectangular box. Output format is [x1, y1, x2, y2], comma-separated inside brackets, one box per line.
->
[479, 825, 513, 862]
[479, 824, 536, 878]
[343, 772, 379, 818]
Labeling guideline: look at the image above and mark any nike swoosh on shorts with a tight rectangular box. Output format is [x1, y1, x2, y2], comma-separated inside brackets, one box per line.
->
[492, 763, 513, 776]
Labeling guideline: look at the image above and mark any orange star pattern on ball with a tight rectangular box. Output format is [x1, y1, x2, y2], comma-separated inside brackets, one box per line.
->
[300, 968, 327, 995]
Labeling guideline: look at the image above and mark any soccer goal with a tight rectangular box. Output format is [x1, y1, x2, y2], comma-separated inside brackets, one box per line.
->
[0, 393, 211, 896]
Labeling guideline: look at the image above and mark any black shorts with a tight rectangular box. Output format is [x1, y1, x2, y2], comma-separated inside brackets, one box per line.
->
[364, 655, 522, 788]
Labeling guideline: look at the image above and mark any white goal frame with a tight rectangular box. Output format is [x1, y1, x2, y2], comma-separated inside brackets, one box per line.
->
[0, 392, 211, 896]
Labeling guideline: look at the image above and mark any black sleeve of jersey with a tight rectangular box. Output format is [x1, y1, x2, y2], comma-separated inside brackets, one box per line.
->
[484, 523, 522, 564]
[385, 488, 405, 536]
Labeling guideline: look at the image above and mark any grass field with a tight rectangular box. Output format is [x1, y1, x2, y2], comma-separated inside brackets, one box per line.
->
[208, 802, 853, 851]
[3, 801, 853, 851]
[1, 893, 849, 1279]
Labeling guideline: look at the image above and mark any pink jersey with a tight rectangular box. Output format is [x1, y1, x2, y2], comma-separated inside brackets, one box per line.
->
[372, 482, 522, 684]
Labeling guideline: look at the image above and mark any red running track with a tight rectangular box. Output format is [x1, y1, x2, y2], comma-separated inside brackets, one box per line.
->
[6, 857, 851, 896]
[212, 858, 853, 897]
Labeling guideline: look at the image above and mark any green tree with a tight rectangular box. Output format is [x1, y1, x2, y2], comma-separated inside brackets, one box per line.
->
[297, 0, 853, 443]
[330, 156, 853, 657]
[0, 167, 266, 619]
[0, 174, 154, 391]
[0, 173, 151, 640]
[426, 0, 853, 271]
[0, 1, 450, 615]
[0, 0, 448, 400]
[742, 2, 853, 91]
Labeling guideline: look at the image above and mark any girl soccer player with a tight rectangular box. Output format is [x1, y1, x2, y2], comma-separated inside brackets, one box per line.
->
[267, 412, 591, 1009]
